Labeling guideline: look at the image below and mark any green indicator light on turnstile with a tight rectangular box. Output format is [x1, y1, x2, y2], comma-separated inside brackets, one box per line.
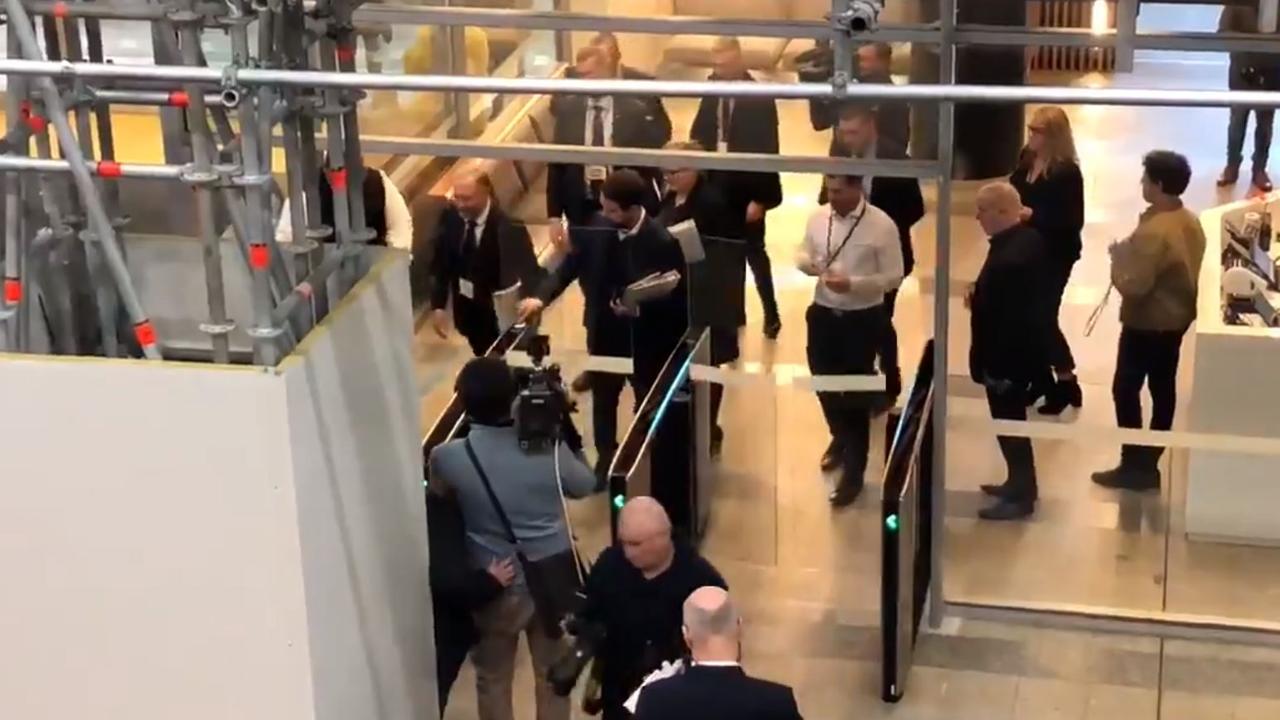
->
[885, 514, 899, 532]
[612, 494, 626, 510]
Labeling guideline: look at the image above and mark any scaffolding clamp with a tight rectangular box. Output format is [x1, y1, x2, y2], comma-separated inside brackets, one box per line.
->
[199, 320, 238, 337]
[220, 65, 244, 108]
[247, 323, 284, 340]
[179, 163, 220, 187]
[305, 224, 334, 245]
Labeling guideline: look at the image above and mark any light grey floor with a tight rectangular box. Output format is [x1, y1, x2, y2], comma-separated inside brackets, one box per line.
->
[412, 6, 1280, 717]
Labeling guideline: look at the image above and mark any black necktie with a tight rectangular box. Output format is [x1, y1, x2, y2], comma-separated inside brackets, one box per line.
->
[590, 100, 606, 148]
[460, 219, 477, 269]
[719, 98, 731, 147]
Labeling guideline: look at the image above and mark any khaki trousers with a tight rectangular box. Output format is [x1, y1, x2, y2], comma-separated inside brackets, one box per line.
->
[473, 587, 569, 720]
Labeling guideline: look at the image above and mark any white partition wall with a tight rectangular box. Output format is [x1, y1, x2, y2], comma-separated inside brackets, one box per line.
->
[0, 254, 436, 720]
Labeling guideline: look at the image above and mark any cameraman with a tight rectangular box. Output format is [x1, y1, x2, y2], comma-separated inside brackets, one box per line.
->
[428, 357, 597, 720]
[1219, 3, 1280, 192]
[561, 497, 726, 720]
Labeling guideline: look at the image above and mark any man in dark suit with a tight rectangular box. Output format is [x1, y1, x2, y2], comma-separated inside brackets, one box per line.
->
[691, 36, 784, 340]
[546, 45, 667, 251]
[632, 586, 802, 720]
[428, 172, 540, 356]
[590, 31, 672, 147]
[827, 103, 926, 404]
[520, 170, 687, 477]
[856, 42, 911, 153]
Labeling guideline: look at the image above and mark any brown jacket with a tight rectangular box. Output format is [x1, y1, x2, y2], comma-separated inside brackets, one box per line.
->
[1111, 205, 1206, 332]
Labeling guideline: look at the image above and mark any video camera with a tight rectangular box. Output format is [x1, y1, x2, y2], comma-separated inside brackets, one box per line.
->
[513, 334, 583, 454]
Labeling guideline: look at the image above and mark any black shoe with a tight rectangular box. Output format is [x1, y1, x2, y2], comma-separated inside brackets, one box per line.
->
[1091, 465, 1161, 492]
[1038, 378, 1083, 416]
[594, 448, 616, 492]
[764, 317, 781, 340]
[820, 439, 843, 472]
[829, 480, 863, 508]
[571, 372, 592, 394]
[710, 425, 724, 459]
[980, 483, 1011, 498]
[978, 499, 1035, 521]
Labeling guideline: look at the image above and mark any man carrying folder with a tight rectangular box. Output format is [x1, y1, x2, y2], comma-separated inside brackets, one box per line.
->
[518, 170, 688, 478]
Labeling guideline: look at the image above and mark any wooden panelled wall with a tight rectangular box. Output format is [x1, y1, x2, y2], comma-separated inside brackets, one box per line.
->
[1028, 0, 1117, 72]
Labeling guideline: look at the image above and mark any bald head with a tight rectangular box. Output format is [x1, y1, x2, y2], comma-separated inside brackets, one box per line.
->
[618, 497, 675, 576]
[975, 181, 1024, 236]
[452, 171, 493, 220]
[682, 586, 741, 661]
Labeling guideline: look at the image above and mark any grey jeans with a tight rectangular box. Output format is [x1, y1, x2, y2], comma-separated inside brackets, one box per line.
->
[1227, 105, 1274, 169]
[473, 587, 569, 720]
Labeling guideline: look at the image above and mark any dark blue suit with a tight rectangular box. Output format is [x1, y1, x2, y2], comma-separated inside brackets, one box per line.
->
[633, 665, 803, 720]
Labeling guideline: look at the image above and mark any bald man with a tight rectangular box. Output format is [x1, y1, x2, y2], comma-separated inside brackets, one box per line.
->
[969, 181, 1055, 521]
[569, 497, 726, 720]
[631, 586, 802, 720]
[428, 170, 540, 355]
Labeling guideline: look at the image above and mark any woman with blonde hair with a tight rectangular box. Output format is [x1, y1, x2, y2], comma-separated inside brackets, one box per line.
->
[1010, 105, 1085, 416]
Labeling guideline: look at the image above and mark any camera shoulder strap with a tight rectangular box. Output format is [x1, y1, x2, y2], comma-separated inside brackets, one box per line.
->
[464, 438, 522, 548]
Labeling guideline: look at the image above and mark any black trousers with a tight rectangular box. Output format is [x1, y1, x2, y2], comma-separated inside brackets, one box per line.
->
[985, 381, 1037, 501]
[454, 294, 500, 357]
[1045, 258, 1078, 374]
[744, 218, 779, 322]
[881, 289, 902, 398]
[1113, 326, 1186, 471]
[806, 304, 883, 489]
[588, 316, 634, 455]
[1227, 105, 1274, 169]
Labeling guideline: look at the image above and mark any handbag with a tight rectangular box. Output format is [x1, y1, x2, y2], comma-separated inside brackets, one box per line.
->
[464, 438, 584, 639]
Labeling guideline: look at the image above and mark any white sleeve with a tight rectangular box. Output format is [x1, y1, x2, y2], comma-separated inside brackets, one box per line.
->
[848, 216, 904, 294]
[795, 214, 820, 276]
[380, 171, 414, 253]
[275, 198, 293, 246]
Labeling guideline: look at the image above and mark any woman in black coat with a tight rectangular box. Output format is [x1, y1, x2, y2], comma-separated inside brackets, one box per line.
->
[1009, 105, 1085, 416]
[657, 141, 746, 457]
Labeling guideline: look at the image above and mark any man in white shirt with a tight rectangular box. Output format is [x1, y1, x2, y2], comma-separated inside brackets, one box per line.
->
[275, 163, 413, 251]
[797, 174, 903, 507]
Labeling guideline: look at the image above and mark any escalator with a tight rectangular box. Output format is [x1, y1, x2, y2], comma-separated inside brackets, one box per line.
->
[880, 341, 937, 703]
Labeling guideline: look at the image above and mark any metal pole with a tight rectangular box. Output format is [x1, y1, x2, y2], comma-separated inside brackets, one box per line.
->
[3, 22, 27, 351]
[332, 2, 374, 260]
[228, 6, 279, 366]
[175, 7, 232, 363]
[62, 12, 121, 357]
[4, 0, 162, 359]
[91, 89, 223, 107]
[1115, 0, 1139, 73]
[83, 15, 125, 218]
[0, 157, 186, 178]
[929, 0, 956, 630]
[269, 245, 357, 328]
[315, 30, 358, 291]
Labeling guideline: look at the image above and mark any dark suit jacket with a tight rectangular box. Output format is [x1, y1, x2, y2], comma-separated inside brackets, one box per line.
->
[619, 64, 673, 146]
[823, 139, 926, 276]
[969, 223, 1055, 384]
[633, 665, 803, 720]
[657, 178, 745, 330]
[690, 72, 784, 220]
[536, 216, 630, 355]
[427, 203, 539, 329]
[547, 86, 667, 224]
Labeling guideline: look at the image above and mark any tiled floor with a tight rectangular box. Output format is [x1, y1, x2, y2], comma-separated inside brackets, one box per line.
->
[413, 16, 1280, 719]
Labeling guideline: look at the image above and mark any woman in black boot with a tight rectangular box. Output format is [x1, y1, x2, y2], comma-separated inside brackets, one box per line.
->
[1011, 105, 1085, 416]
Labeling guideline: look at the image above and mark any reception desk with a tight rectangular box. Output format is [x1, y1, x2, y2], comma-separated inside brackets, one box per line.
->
[1185, 199, 1280, 546]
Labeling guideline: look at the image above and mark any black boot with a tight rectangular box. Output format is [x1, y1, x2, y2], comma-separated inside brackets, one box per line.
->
[1091, 464, 1161, 492]
[1038, 378, 1083, 416]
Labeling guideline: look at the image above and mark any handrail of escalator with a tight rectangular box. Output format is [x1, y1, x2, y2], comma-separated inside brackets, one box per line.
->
[604, 327, 710, 532]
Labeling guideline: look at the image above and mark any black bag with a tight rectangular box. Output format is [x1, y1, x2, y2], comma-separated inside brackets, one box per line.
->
[464, 439, 584, 639]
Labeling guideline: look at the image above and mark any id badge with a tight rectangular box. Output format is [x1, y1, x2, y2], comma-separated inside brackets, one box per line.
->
[716, 141, 729, 153]
[586, 165, 608, 182]
[459, 278, 475, 300]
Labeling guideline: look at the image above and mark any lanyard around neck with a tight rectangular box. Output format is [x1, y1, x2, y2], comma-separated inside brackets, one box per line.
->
[824, 205, 867, 271]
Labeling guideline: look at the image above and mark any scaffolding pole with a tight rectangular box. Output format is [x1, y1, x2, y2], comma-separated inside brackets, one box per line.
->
[175, 4, 232, 364]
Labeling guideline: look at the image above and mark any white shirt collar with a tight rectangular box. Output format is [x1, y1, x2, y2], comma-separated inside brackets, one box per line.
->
[475, 201, 491, 228]
[831, 197, 867, 221]
[620, 208, 647, 239]
[692, 660, 740, 668]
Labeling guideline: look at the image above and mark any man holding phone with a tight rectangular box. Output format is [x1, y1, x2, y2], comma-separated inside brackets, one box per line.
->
[797, 175, 903, 507]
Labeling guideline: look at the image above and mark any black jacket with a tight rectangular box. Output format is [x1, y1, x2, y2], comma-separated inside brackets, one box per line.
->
[428, 203, 539, 326]
[690, 72, 784, 219]
[823, 139, 926, 276]
[969, 223, 1056, 384]
[578, 541, 727, 710]
[1010, 157, 1085, 264]
[426, 492, 504, 712]
[633, 665, 803, 720]
[657, 178, 746, 330]
[547, 87, 667, 224]
[618, 64, 673, 147]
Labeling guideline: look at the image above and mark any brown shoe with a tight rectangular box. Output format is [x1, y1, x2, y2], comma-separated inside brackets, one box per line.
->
[1218, 164, 1240, 186]
[1253, 167, 1273, 192]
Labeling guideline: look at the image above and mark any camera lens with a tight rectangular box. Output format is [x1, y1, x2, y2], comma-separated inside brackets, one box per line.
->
[850, 17, 868, 31]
